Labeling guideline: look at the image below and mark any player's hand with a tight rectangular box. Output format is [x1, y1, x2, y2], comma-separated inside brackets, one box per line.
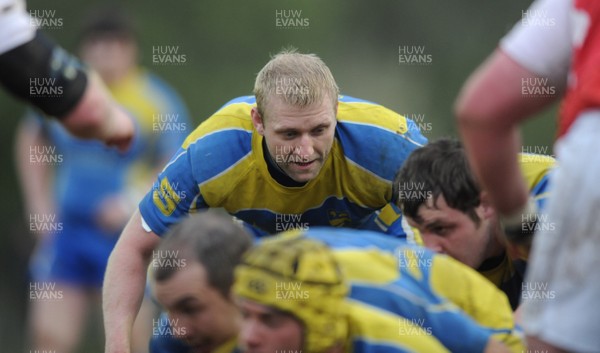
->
[61, 71, 134, 152]
[101, 103, 135, 152]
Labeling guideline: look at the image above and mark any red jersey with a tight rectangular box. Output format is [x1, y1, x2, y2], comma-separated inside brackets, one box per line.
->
[560, 0, 600, 136]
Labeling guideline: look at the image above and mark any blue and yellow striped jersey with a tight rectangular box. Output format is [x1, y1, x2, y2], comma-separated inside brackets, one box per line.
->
[140, 95, 427, 236]
[149, 304, 448, 353]
[150, 227, 522, 352]
[345, 301, 450, 352]
[293, 228, 524, 353]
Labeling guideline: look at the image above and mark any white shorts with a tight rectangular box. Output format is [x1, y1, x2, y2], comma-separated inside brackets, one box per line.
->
[522, 110, 600, 352]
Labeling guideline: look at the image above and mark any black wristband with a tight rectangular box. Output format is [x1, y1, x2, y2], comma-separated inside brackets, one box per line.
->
[0, 30, 88, 118]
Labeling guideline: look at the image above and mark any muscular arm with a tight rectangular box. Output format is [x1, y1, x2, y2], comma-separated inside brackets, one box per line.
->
[455, 49, 559, 215]
[455, 0, 570, 217]
[103, 210, 160, 353]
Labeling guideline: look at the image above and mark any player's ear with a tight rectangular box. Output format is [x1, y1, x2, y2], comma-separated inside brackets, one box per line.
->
[479, 191, 496, 219]
[251, 107, 265, 135]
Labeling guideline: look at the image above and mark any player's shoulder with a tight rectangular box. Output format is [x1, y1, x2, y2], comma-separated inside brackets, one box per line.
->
[179, 96, 255, 186]
[337, 95, 407, 132]
[334, 95, 427, 180]
[182, 95, 255, 150]
[336, 95, 424, 143]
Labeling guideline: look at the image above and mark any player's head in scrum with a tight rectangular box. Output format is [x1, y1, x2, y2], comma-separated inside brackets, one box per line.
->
[232, 232, 515, 353]
[150, 212, 252, 352]
[394, 137, 552, 269]
[394, 138, 499, 269]
[149, 212, 335, 353]
[150, 212, 346, 353]
[151, 211, 520, 353]
[233, 235, 350, 353]
[251, 49, 339, 183]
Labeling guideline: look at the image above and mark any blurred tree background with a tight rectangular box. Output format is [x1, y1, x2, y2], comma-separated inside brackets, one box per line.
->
[0, 0, 558, 351]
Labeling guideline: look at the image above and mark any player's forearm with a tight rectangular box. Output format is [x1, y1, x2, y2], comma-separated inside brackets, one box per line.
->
[103, 211, 158, 353]
[103, 246, 147, 353]
[460, 123, 528, 215]
[14, 121, 54, 218]
[454, 50, 553, 214]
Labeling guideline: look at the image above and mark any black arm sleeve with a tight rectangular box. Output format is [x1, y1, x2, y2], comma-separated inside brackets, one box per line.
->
[0, 30, 88, 119]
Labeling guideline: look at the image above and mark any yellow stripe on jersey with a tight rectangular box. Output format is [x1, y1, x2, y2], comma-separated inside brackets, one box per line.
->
[345, 301, 450, 352]
[328, 239, 522, 352]
[518, 153, 556, 190]
[183, 103, 255, 149]
[334, 249, 399, 285]
[430, 254, 524, 353]
[337, 101, 409, 135]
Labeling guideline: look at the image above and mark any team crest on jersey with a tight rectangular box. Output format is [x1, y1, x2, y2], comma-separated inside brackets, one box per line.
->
[248, 278, 267, 294]
[327, 210, 351, 227]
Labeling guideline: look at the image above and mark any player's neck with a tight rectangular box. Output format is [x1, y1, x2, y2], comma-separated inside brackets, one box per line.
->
[262, 138, 307, 187]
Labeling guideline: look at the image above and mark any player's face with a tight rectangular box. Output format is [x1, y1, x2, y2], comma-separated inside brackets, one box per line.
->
[153, 263, 240, 353]
[253, 96, 337, 183]
[237, 299, 304, 353]
[80, 37, 137, 85]
[405, 195, 497, 269]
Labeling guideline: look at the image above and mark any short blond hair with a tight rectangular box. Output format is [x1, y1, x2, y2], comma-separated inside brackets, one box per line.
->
[254, 48, 339, 117]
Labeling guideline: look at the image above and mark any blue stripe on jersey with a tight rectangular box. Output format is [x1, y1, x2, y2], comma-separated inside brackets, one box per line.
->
[336, 122, 424, 180]
[405, 119, 429, 145]
[532, 172, 551, 211]
[217, 95, 256, 111]
[352, 339, 413, 353]
[193, 129, 253, 184]
[218, 95, 385, 111]
[338, 95, 377, 104]
[350, 285, 489, 353]
[302, 229, 495, 353]
[235, 197, 375, 234]
[219, 94, 376, 107]
[304, 227, 407, 250]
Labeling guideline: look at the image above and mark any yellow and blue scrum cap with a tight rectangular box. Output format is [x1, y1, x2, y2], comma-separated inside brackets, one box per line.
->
[233, 233, 349, 353]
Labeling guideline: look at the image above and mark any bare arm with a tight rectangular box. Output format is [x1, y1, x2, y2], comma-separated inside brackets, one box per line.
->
[103, 210, 160, 353]
[0, 27, 134, 151]
[14, 119, 54, 225]
[62, 70, 135, 152]
[455, 49, 559, 215]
